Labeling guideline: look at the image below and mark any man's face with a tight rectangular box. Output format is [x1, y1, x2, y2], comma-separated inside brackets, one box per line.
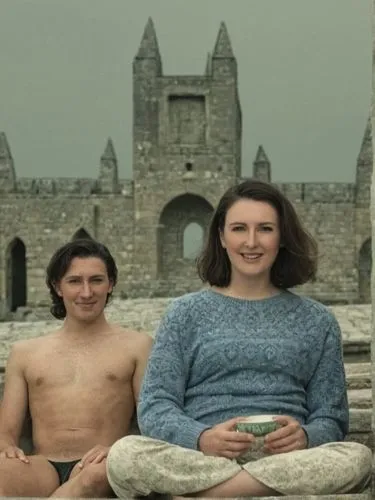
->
[55, 256, 113, 322]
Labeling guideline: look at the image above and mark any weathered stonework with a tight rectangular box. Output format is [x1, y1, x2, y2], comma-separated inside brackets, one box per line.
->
[0, 19, 372, 315]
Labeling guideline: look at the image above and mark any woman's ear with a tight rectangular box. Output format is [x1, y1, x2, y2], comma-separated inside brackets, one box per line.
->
[53, 281, 63, 297]
[219, 230, 226, 249]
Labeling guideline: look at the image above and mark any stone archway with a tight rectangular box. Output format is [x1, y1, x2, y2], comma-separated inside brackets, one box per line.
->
[6, 238, 27, 312]
[158, 194, 213, 279]
[72, 228, 92, 240]
[359, 238, 371, 303]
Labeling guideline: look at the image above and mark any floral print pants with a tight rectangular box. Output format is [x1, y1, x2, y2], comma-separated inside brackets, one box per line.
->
[106, 436, 372, 497]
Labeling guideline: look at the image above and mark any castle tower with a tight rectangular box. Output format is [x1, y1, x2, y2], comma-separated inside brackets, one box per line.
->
[253, 145, 271, 182]
[98, 137, 118, 193]
[0, 132, 16, 192]
[355, 115, 372, 207]
[131, 20, 242, 289]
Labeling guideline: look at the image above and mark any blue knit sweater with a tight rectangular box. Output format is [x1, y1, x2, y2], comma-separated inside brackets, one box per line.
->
[138, 289, 348, 450]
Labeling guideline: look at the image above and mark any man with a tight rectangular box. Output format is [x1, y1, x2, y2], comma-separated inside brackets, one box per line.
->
[0, 239, 152, 497]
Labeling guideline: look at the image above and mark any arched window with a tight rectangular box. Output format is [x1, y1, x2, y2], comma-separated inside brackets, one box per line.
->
[6, 238, 27, 311]
[183, 222, 204, 259]
[359, 238, 371, 303]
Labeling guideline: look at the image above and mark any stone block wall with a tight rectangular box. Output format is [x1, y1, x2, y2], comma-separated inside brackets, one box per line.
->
[0, 194, 134, 307]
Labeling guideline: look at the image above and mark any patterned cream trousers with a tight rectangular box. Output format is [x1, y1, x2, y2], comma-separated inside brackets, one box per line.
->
[106, 435, 372, 497]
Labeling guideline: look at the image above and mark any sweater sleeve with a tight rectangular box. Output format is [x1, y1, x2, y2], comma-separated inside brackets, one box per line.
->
[301, 315, 349, 447]
[137, 300, 210, 450]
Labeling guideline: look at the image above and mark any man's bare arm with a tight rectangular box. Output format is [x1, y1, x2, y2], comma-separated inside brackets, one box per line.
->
[131, 333, 153, 404]
[0, 342, 29, 452]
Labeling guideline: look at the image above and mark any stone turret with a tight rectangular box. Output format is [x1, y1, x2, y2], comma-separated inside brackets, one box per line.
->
[99, 137, 118, 193]
[133, 18, 162, 168]
[253, 145, 271, 182]
[0, 132, 16, 192]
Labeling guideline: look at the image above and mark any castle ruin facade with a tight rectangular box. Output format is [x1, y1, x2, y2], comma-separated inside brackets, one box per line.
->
[0, 19, 372, 313]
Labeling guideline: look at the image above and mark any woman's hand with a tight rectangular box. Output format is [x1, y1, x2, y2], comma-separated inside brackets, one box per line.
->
[198, 417, 254, 459]
[264, 415, 308, 454]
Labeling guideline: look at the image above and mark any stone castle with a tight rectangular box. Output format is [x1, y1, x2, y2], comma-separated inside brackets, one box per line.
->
[0, 18, 372, 314]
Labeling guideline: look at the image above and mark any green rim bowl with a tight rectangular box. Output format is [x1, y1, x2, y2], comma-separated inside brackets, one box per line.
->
[235, 415, 280, 436]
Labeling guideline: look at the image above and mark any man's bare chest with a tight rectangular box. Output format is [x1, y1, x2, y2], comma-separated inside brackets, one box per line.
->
[25, 343, 134, 390]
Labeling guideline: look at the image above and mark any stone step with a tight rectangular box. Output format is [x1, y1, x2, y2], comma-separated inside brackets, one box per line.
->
[349, 409, 371, 432]
[345, 363, 371, 390]
[348, 389, 371, 409]
[0, 495, 370, 500]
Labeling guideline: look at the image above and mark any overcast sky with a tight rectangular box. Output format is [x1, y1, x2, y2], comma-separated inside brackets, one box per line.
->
[0, 0, 372, 183]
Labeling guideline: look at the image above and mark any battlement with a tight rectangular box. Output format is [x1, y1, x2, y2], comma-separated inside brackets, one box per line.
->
[277, 182, 355, 204]
[12, 177, 134, 196]
[16, 177, 98, 195]
[12, 178, 355, 202]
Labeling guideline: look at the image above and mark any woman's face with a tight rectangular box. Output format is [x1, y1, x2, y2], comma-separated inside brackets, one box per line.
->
[220, 198, 281, 286]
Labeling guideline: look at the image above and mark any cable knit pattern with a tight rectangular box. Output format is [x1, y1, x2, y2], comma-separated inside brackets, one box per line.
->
[138, 289, 348, 450]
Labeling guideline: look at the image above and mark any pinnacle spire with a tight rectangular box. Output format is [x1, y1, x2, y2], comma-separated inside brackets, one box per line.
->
[253, 145, 271, 182]
[0, 132, 12, 159]
[357, 115, 372, 164]
[212, 22, 234, 58]
[254, 145, 270, 164]
[136, 17, 160, 59]
[101, 137, 116, 160]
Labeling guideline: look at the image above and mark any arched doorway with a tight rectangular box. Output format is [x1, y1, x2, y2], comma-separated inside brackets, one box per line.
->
[72, 228, 92, 240]
[158, 194, 213, 279]
[6, 238, 27, 312]
[359, 238, 371, 303]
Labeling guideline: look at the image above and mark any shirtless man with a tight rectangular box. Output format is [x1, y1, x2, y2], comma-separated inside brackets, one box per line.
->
[0, 238, 152, 497]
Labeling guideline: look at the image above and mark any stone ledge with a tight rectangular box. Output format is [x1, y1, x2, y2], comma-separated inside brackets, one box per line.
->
[0, 494, 370, 499]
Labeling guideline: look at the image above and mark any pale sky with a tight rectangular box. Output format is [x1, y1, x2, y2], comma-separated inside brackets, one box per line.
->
[0, 0, 372, 183]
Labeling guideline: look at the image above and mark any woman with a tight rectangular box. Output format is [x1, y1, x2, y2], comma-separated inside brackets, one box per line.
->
[107, 180, 372, 497]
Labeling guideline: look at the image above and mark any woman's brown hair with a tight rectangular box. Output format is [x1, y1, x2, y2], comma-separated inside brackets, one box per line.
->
[197, 179, 317, 289]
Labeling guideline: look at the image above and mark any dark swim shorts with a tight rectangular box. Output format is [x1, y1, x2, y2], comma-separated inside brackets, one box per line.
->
[48, 458, 81, 485]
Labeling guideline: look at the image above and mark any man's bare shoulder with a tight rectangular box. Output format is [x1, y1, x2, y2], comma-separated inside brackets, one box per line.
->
[109, 325, 152, 357]
[8, 329, 63, 358]
[11, 329, 63, 349]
